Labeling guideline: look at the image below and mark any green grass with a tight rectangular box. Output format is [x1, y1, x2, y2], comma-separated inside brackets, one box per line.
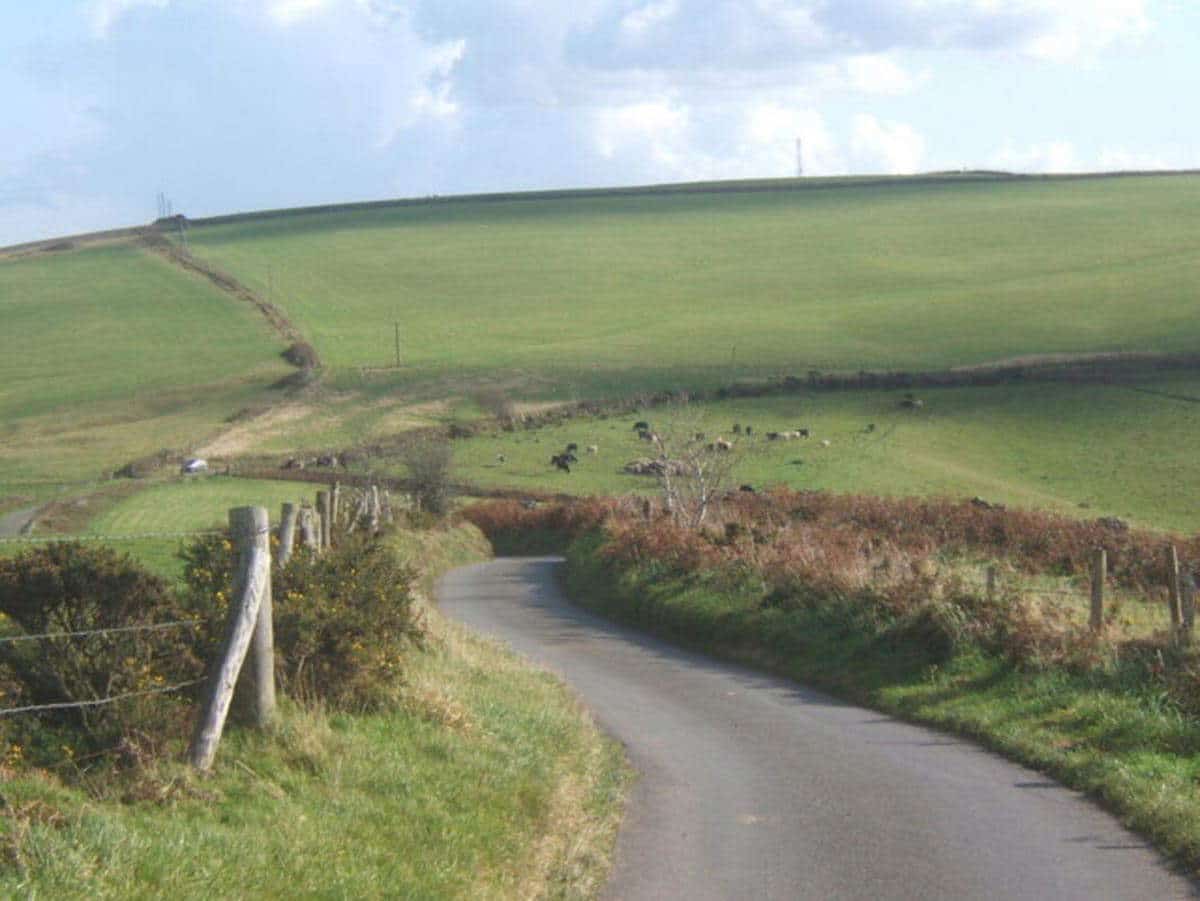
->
[0, 525, 629, 899]
[560, 532, 1200, 875]
[69, 476, 323, 581]
[186, 174, 1200, 400]
[0, 244, 291, 485]
[444, 376, 1200, 532]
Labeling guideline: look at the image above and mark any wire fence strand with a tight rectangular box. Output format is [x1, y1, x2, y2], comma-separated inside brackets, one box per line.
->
[0, 679, 205, 718]
[0, 530, 225, 545]
[0, 619, 204, 646]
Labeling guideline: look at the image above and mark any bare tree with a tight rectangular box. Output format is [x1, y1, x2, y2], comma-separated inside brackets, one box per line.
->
[399, 432, 454, 516]
[647, 405, 750, 529]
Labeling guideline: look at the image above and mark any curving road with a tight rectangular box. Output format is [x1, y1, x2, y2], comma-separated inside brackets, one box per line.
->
[437, 557, 1198, 900]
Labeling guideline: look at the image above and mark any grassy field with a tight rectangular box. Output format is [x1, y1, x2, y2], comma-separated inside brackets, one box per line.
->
[184, 174, 1200, 402]
[0, 244, 291, 487]
[436, 375, 1200, 532]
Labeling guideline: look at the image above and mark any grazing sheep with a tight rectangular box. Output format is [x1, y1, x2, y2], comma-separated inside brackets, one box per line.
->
[766, 432, 782, 441]
[798, 428, 810, 438]
[496, 453, 506, 464]
[739, 484, 755, 493]
[550, 454, 571, 473]
[633, 421, 650, 432]
[316, 454, 339, 467]
[865, 423, 875, 433]
[639, 430, 656, 442]
[283, 458, 305, 470]
[566, 442, 578, 453]
[713, 438, 733, 452]
[819, 439, 831, 448]
[586, 444, 598, 455]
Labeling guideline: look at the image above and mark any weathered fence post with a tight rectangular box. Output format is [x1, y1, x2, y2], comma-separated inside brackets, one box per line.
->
[986, 565, 997, 603]
[1166, 544, 1184, 637]
[370, 484, 381, 533]
[331, 482, 341, 533]
[279, 502, 298, 566]
[1180, 567, 1196, 644]
[189, 506, 271, 771]
[1090, 548, 1107, 632]
[299, 505, 318, 550]
[316, 490, 331, 552]
[382, 488, 394, 524]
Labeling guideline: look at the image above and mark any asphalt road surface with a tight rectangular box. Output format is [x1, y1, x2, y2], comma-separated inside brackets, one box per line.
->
[437, 557, 1198, 900]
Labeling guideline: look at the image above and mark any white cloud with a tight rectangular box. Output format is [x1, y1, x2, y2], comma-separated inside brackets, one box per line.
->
[1016, 0, 1151, 62]
[850, 115, 924, 173]
[265, 0, 340, 27]
[991, 140, 1081, 172]
[842, 54, 923, 95]
[593, 100, 691, 166]
[88, 0, 170, 38]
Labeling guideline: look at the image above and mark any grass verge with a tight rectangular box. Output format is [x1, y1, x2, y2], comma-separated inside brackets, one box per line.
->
[557, 529, 1200, 877]
[0, 523, 628, 898]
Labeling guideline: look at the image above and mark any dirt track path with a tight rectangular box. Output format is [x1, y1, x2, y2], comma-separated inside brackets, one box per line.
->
[0, 506, 38, 538]
[438, 557, 1197, 901]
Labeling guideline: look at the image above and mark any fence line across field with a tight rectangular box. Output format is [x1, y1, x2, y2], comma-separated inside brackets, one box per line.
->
[0, 619, 203, 646]
[0, 530, 226, 545]
[0, 680, 205, 718]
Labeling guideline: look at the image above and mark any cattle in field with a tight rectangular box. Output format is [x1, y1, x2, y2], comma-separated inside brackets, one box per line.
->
[586, 444, 598, 455]
[550, 453, 572, 472]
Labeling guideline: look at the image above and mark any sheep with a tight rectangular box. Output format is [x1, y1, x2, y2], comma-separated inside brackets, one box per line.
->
[633, 421, 650, 432]
[586, 444, 598, 455]
[739, 484, 756, 493]
[798, 428, 810, 438]
[496, 453, 506, 464]
[766, 431, 782, 441]
[732, 423, 742, 434]
[865, 423, 875, 433]
[713, 438, 733, 452]
[819, 439, 831, 448]
[565, 442, 578, 453]
[639, 430, 656, 442]
[550, 454, 572, 473]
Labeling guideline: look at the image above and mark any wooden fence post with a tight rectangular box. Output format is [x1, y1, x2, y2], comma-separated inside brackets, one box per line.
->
[331, 482, 341, 533]
[986, 565, 997, 603]
[316, 490, 331, 552]
[279, 502, 298, 566]
[189, 506, 271, 771]
[1090, 548, 1107, 632]
[1166, 544, 1183, 637]
[1180, 567, 1196, 644]
[370, 485, 380, 533]
[299, 505, 318, 550]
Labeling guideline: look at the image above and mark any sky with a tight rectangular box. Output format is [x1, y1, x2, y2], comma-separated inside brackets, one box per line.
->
[1, 0, 1197, 246]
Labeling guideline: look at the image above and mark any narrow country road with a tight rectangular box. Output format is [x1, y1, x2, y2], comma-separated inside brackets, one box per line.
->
[437, 557, 1198, 900]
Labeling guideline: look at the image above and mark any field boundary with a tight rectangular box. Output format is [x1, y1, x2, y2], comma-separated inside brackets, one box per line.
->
[138, 231, 312, 353]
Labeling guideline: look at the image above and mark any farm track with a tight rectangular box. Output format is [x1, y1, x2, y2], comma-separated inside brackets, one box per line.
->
[440, 557, 1199, 900]
[0, 506, 38, 538]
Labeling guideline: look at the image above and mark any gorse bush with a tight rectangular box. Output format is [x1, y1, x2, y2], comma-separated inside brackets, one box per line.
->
[0, 543, 205, 769]
[180, 532, 424, 711]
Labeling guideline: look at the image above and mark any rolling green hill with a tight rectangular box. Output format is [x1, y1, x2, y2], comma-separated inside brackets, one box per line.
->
[0, 243, 291, 488]
[4, 172, 1199, 537]
[185, 173, 1200, 399]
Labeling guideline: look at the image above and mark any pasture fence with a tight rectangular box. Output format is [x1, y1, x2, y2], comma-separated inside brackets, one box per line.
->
[982, 544, 1196, 646]
[2, 479, 397, 771]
